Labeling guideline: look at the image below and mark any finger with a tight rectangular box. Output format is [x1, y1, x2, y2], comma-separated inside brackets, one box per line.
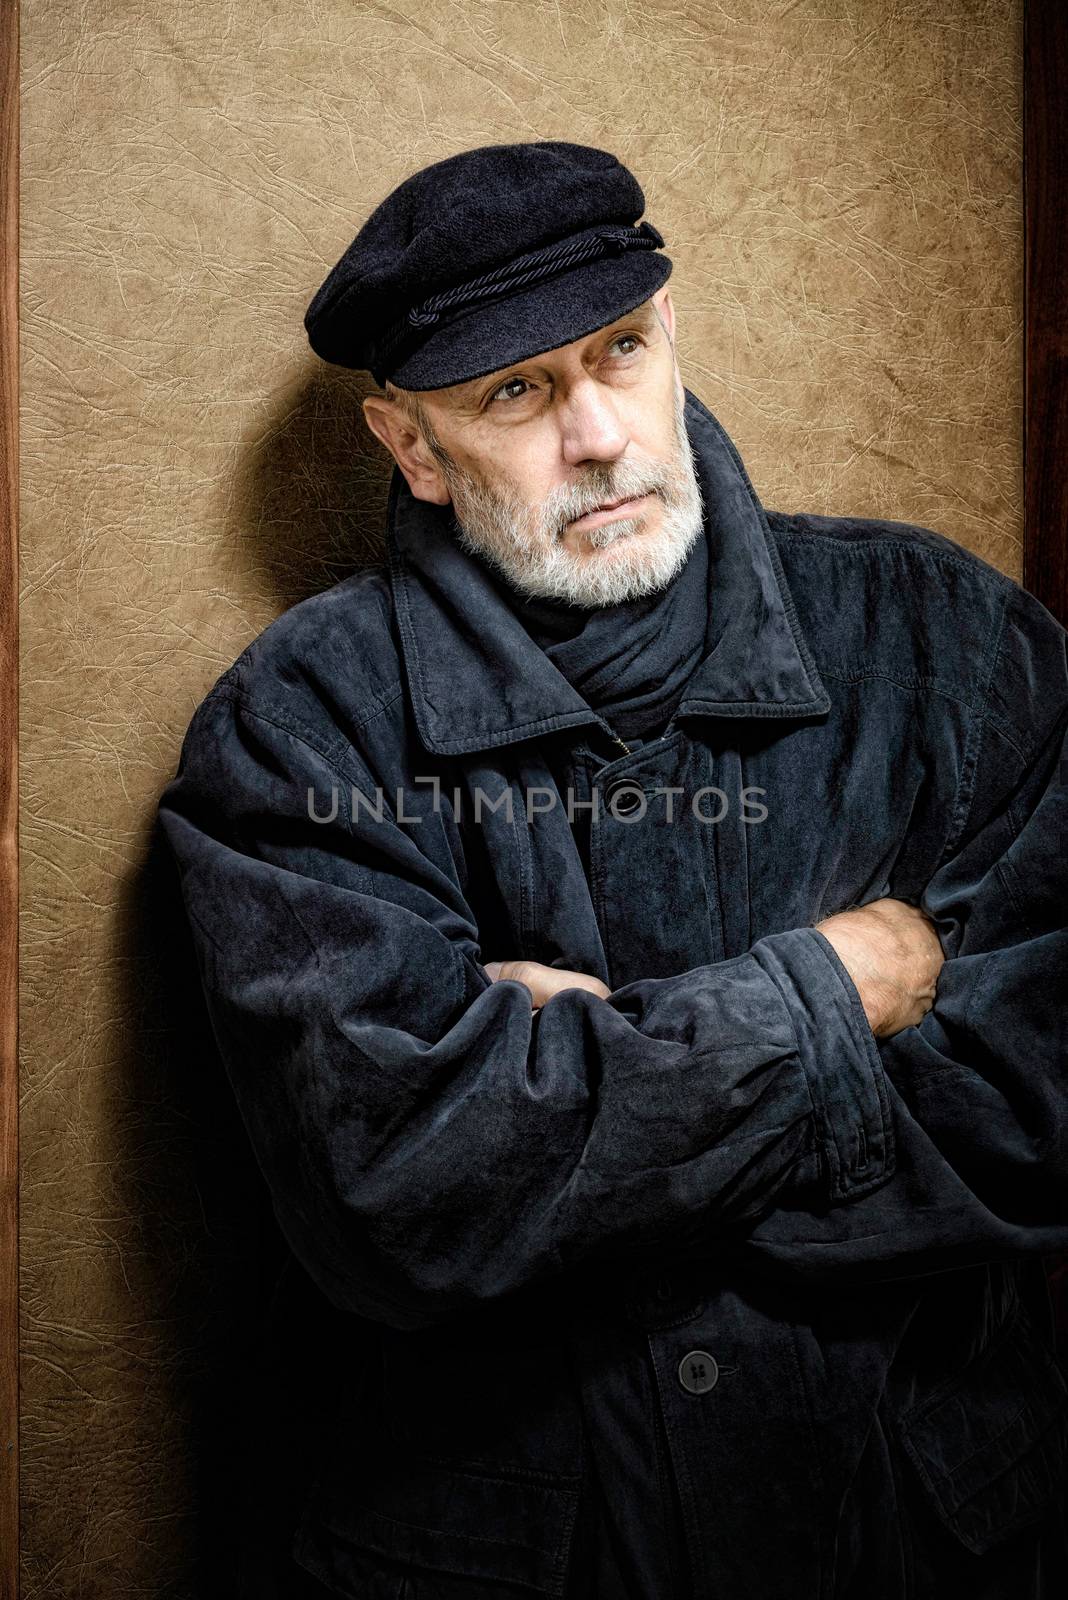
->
[530, 966, 611, 1002]
[564, 973, 612, 1000]
[484, 959, 610, 1009]
[482, 958, 547, 1007]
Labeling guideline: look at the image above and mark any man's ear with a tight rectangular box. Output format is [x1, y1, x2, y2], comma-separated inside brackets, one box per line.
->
[362, 395, 451, 505]
[653, 286, 676, 347]
[653, 288, 684, 407]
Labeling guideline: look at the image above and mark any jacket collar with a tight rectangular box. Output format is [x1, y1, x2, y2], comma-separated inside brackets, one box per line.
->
[386, 387, 829, 757]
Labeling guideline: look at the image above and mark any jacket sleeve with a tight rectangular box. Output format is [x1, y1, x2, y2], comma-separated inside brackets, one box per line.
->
[156, 682, 891, 1330]
[742, 583, 1068, 1283]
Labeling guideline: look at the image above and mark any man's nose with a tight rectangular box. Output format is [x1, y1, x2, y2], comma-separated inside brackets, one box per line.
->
[558, 378, 630, 466]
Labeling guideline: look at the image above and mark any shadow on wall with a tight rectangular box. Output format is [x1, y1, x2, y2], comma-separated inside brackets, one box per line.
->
[232, 365, 398, 613]
[129, 368, 388, 1594]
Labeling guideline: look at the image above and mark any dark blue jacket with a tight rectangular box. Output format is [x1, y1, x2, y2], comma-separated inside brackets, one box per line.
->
[157, 390, 1068, 1598]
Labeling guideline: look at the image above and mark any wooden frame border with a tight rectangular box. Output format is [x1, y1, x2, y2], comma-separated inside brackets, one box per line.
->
[0, 7, 1062, 1598]
[1025, 0, 1068, 628]
[1025, 0, 1068, 1360]
[1, 0, 17, 1595]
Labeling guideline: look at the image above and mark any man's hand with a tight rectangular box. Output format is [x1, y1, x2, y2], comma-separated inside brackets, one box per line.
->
[483, 958, 611, 1011]
[487, 898, 943, 1038]
[815, 897, 945, 1037]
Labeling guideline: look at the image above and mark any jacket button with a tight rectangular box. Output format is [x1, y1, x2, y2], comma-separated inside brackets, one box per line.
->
[605, 780, 645, 818]
[678, 1350, 719, 1394]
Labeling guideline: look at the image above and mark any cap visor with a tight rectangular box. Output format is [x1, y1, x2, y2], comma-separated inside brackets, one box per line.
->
[387, 250, 673, 391]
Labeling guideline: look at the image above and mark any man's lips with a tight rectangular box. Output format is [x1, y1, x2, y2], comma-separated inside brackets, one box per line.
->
[568, 492, 653, 531]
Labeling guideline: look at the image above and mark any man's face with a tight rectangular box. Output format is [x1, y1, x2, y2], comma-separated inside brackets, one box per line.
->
[377, 290, 704, 607]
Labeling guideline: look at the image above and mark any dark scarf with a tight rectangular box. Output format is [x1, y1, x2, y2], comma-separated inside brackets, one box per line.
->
[481, 518, 710, 748]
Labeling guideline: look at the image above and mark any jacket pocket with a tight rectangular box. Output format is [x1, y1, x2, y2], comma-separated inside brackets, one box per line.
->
[291, 1350, 585, 1600]
[893, 1301, 1068, 1556]
[292, 1449, 583, 1599]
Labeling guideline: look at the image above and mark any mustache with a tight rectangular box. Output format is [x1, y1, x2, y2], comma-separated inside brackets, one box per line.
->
[543, 470, 672, 538]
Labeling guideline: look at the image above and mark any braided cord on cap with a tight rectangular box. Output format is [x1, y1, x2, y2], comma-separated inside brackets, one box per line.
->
[374, 219, 664, 378]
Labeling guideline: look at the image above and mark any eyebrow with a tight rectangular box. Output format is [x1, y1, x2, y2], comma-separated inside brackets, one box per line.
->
[449, 300, 661, 406]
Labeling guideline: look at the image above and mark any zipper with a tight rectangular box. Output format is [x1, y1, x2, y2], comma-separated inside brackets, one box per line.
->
[603, 725, 672, 758]
[596, 718, 632, 758]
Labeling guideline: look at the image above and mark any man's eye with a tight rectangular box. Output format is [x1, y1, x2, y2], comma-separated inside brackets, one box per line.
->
[490, 376, 532, 405]
[611, 335, 640, 354]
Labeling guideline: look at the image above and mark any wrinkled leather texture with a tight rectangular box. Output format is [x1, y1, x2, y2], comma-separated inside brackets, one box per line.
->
[20, 1, 1028, 1595]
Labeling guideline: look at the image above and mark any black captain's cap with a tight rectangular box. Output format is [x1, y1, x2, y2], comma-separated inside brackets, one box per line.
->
[303, 140, 672, 392]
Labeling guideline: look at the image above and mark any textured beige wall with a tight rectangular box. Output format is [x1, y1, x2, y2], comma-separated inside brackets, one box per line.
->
[20, 1, 1022, 1593]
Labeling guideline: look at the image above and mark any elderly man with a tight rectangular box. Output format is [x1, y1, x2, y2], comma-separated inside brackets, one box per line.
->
[157, 142, 1068, 1599]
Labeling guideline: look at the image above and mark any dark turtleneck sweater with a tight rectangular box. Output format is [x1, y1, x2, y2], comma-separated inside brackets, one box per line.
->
[483, 519, 711, 749]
